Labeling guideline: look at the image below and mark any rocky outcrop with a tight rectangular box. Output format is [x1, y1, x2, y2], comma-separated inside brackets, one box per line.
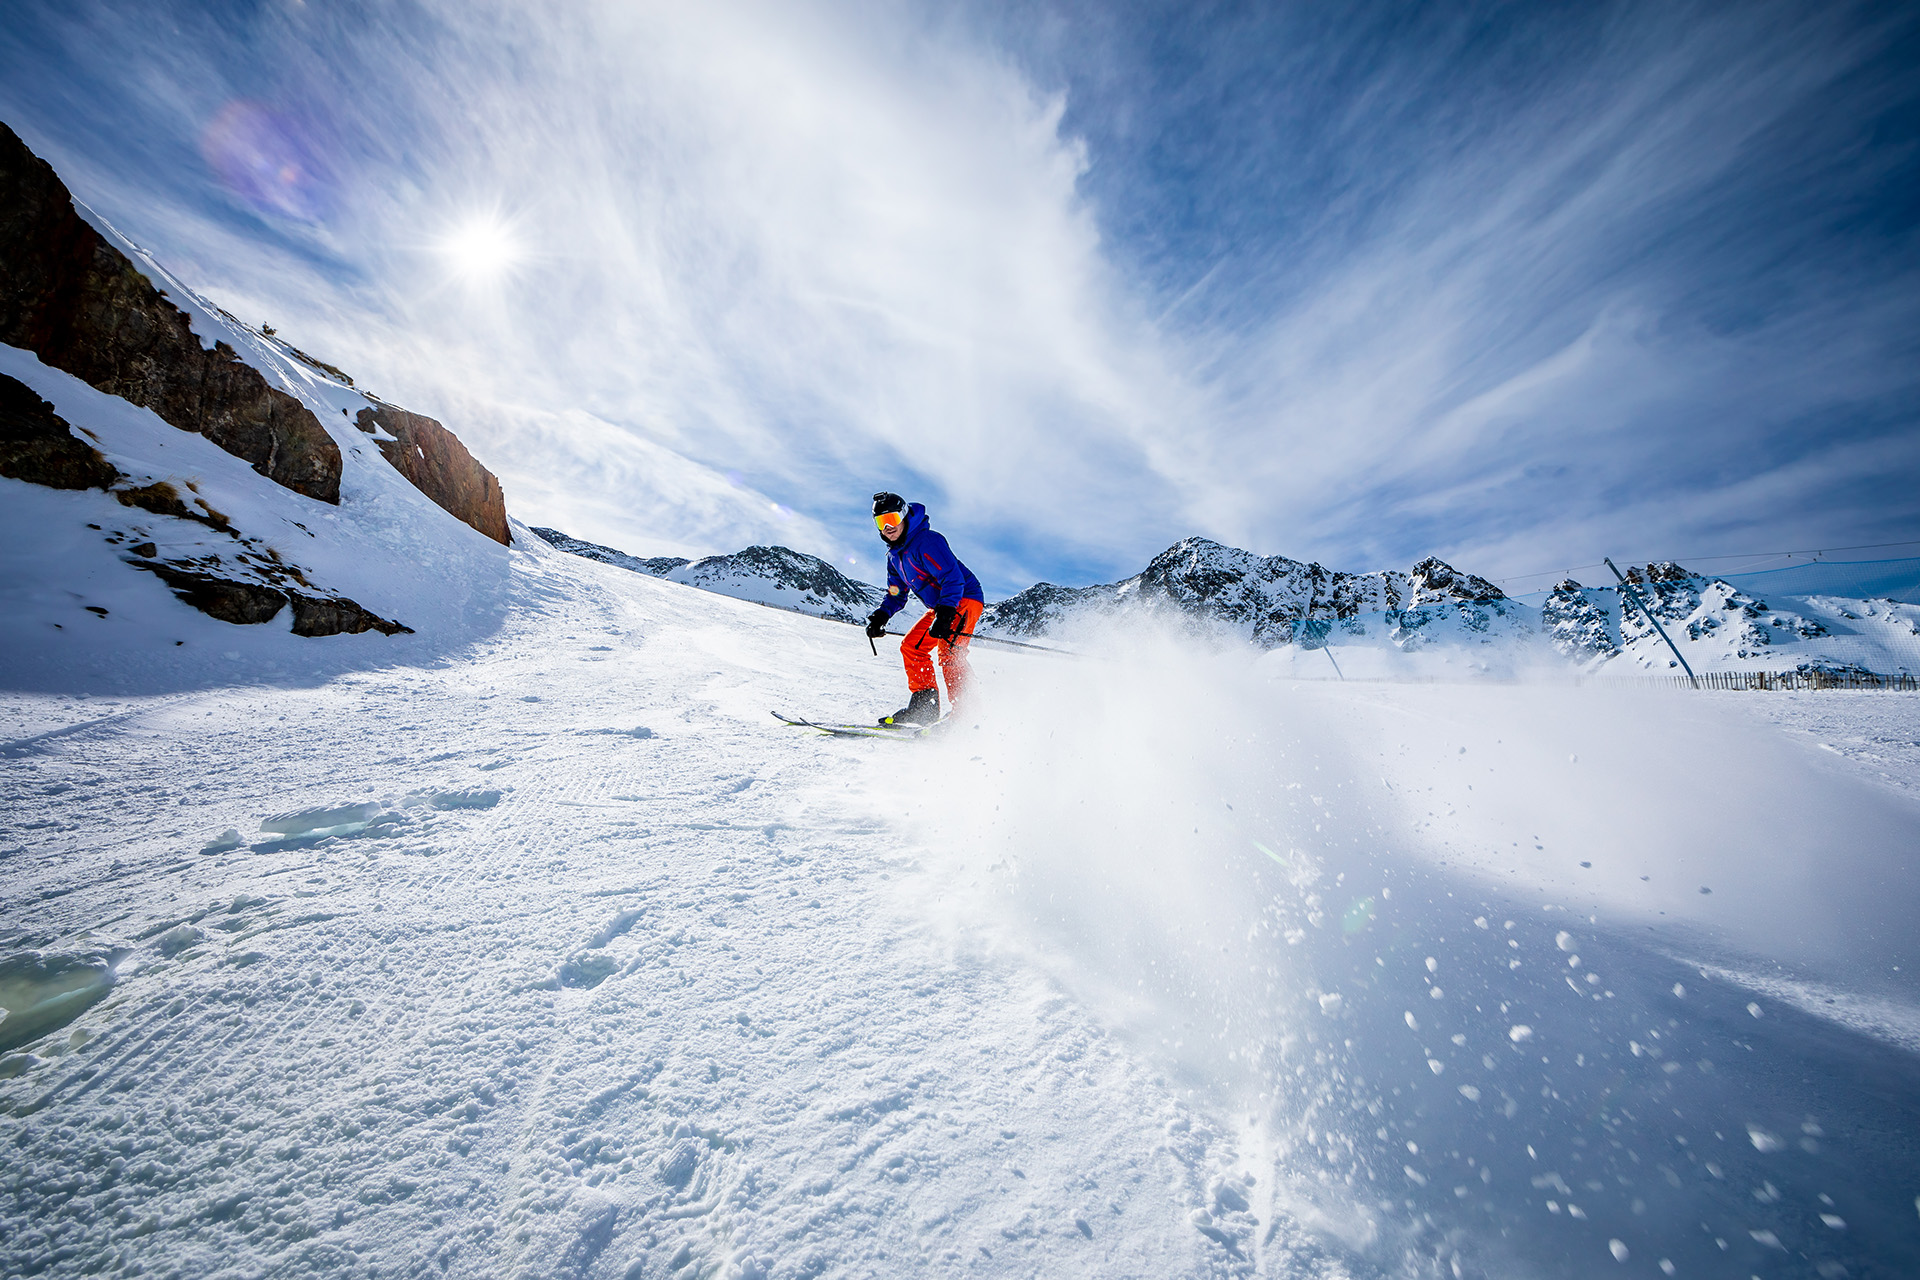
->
[0, 371, 409, 634]
[136, 563, 291, 626]
[0, 372, 118, 490]
[288, 593, 415, 637]
[0, 124, 342, 503]
[130, 560, 411, 635]
[356, 404, 509, 545]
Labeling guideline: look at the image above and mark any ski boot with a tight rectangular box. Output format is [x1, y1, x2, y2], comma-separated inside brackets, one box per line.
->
[880, 688, 940, 727]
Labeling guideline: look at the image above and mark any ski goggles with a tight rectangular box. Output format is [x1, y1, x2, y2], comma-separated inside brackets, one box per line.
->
[874, 510, 904, 534]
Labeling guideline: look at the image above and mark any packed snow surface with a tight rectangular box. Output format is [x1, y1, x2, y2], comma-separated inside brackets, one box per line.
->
[4, 540, 1920, 1278]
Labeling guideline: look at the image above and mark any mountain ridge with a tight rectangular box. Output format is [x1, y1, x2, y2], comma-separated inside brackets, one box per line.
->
[530, 528, 884, 625]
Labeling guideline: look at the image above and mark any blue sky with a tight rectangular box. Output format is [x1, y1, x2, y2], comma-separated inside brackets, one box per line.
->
[3, 0, 1916, 598]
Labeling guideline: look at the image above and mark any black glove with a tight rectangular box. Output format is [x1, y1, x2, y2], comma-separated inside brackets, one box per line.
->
[865, 608, 890, 639]
[928, 605, 959, 642]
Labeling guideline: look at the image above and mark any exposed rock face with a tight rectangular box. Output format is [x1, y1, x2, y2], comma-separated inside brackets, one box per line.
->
[288, 594, 414, 637]
[136, 563, 290, 626]
[0, 123, 342, 502]
[356, 404, 509, 545]
[0, 372, 118, 490]
[981, 537, 1513, 648]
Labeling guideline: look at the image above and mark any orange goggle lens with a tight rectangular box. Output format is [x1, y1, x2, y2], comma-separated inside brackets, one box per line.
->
[875, 511, 903, 532]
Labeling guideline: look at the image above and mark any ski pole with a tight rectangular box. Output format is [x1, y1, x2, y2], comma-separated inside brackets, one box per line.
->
[867, 627, 1075, 657]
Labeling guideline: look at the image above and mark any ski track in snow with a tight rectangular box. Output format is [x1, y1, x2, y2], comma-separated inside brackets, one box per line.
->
[3, 543, 1920, 1278]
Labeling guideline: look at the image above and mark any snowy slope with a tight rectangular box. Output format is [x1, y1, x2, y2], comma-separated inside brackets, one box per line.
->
[0, 542, 1247, 1280]
[5, 529, 1920, 1279]
[533, 526, 888, 626]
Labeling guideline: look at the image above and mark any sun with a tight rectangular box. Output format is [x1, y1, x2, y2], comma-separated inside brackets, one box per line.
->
[437, 215, 523, 283]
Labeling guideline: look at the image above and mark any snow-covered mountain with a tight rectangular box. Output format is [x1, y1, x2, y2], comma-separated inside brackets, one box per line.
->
[528, 527, 692, 578]
[981, 536, 1525, 649]
[1542, 562, 1920, 676]
[0, 122, 513, 663]
[532, 527, 884, 625]
[979, 536, 1917, 677]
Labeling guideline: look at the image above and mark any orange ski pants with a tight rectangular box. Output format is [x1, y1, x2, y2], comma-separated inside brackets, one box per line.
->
[902, 599, 984, 702]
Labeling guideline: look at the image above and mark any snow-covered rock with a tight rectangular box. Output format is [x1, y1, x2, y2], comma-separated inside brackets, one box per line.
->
[1542, 579, 1618, 663]
[664, 546, 883, 624]
[529, 527, 690, 577]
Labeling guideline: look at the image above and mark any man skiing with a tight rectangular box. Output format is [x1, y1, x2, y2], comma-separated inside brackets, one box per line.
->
[865, 492, 984, 727]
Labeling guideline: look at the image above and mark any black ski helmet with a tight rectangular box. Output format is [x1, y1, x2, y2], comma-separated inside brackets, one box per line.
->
[871, 491, 906, 518]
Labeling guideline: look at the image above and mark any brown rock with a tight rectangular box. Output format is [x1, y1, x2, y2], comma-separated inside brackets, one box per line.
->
[112, 479, 235, 533]
[137, 563, 288, 625]
[289, 594, 413, 637]
[356, 404, 509, 545]
[0, 371, 121, 490]
[0, 122, 342, 502]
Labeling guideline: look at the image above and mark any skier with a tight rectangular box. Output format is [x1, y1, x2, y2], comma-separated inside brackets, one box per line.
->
[865, 492, 984, 727]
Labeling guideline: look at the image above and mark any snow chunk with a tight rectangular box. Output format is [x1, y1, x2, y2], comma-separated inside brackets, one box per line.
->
[259, 802, 380, 840]
[199, 827, 243, 854]
[1509, 1025, 1534, 1042]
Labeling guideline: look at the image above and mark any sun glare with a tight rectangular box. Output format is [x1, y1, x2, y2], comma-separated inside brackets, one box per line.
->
[438, 216, 522, 283]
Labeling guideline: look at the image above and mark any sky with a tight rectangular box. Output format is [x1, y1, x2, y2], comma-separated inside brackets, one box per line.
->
[2, 0, 1917, 598]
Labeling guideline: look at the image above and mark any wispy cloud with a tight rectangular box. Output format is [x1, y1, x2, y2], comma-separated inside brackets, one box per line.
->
[1106, 0, 1920, 574]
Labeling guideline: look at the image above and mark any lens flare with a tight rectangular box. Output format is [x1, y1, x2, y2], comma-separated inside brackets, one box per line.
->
[200, 100, 333, 222]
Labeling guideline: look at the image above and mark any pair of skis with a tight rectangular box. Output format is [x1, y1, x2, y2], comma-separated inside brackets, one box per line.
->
[771, 710, 943, 741]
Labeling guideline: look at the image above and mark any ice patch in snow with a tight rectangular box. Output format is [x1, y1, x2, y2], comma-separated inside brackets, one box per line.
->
[0, 946, 127, 1052]
[259, 802, 383, 840]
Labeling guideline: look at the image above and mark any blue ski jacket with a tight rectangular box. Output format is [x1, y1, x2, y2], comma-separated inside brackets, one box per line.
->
[877, 503, 983, 618]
